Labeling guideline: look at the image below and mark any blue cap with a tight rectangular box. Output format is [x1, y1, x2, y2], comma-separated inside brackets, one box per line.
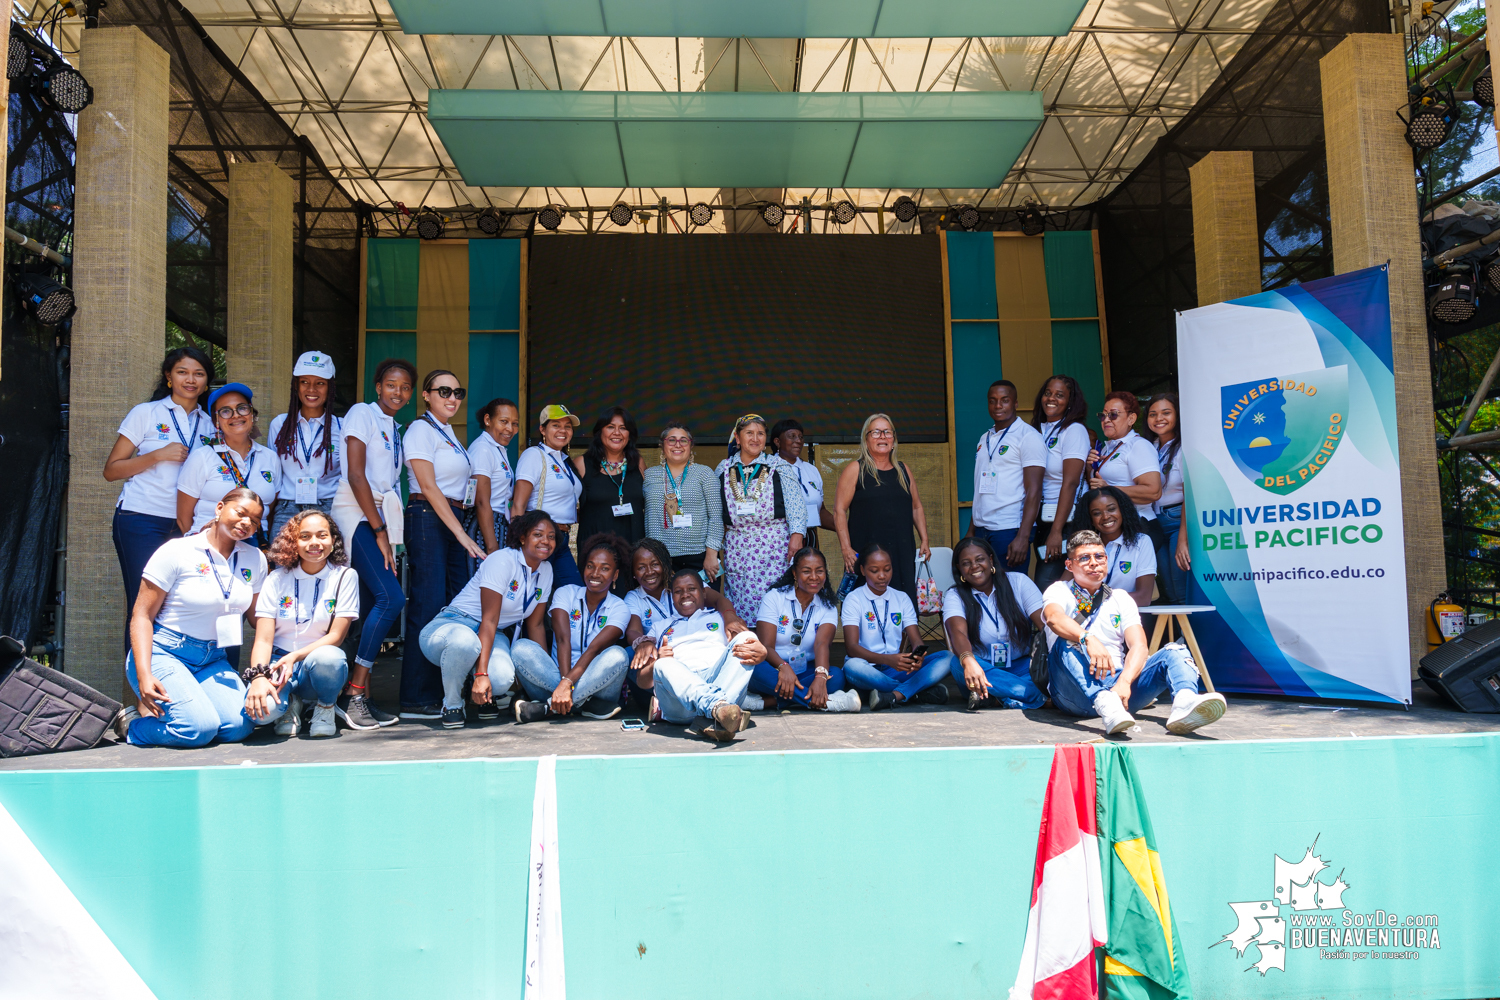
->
[206, 382, 254, 413]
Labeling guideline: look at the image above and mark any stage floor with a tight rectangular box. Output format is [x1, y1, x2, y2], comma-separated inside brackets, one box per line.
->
[3, 666, 1496, 771]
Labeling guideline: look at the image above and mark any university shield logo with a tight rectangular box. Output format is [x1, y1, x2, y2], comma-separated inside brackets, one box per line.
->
[324, 598, 337, 613]
[1119, 561, 1132, 574]
[891, 612, 902, 626]
[1221, 366, 1348, 496]
[261, 471, 274, 483]
[706, 621, 720, 631]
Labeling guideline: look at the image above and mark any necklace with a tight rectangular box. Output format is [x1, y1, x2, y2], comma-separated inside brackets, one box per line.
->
[663, 461, 686, 519]
[600, 458, 626, 476]
[1069, 580, 1097, 615]
[728, 462, 767, 504]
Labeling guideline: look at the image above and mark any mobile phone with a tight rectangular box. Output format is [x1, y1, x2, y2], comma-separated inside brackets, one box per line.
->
[621, 717, 646, 731]
[910, 645, 929, 659]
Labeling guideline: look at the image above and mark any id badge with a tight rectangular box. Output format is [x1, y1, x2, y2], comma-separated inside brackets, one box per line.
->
[1040, 501, 1058, 522]
[671, 513, 693, 528]
[735, 502, 757, 517]
[612, 502, 635, 516]
[978, 471, 998, 495]
[294, 476, 319, 504]
[216, 613, 243, 647]
[990, 641, 1009, 667]
[463, 476, 478, 507]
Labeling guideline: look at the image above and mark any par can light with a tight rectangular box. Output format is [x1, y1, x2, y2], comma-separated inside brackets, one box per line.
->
[414, 210, 444, 241]
[7, 34, 31, 81]
[1484, 254, 1500, 292]
[476, 207, 502, 235]
[832, 200, 857, 225]
[891, 196, 918, 223]
[1474, 66, 1494, 108]
[12, 273, 76, 325]
[760, 203, 785, 228]
[1018, 205, 1046, 236]
[35, 62, 93, 115]
[608, 202, 633, 226]
[1404, 93, 1457, 151]
[1429, 272, 1478, 324]
[537, 205, 564, 231]
[950, 205, 980, 231]
[689, 202, 714, 226]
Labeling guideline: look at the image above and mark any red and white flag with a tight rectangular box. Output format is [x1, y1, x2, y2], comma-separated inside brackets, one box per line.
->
[1010, 744, 1107, 1000]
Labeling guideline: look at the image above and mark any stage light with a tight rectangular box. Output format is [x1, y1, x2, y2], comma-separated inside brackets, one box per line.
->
[832, 200, 857, 225]
[1404, 93, 1457, 150]
[608, 202, 633, 226]
[1018, 204, 1046, 236]
[34, 62, 92, 114]
[948, 205, 980, 231]
[1474, 66, 1494, 108]
[7, 34, 31, 80]
[476, 208, 502, 235]
[1484, 254, 1500, 292]
[760, 203, 785, 228]
[537, 204, 564, 231]
[12, 273, 75, 325]
[414, 210, 444, 240]
[689, 202, 714, 226]
[1429, 271, 1478, 324]
[892, 196, 918, 223]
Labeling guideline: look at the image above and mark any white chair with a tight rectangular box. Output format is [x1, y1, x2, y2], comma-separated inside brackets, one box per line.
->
[918, 547, 954, 642]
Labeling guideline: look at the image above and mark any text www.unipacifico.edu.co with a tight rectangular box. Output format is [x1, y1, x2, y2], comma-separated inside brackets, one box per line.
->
[1199, 565, 1389, 583]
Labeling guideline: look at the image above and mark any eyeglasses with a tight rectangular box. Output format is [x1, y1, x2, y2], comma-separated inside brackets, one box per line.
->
[1097, 410, 1127, 422]
[1073, 552, 1108, 564]
[868, 429, 894, 438]
[215, 403, 252, 419]
[430, 386, 467, 400]
[662, 436, 692, 447]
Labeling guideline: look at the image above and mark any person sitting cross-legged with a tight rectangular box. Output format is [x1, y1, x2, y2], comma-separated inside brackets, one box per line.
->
[840, 544, 951, 710]
[650, 569, 768, 742]
[1043, 529, 1226, 735]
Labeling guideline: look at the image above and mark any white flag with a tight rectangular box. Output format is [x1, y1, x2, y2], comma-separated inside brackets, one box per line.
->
[524, 754, 565, 1000]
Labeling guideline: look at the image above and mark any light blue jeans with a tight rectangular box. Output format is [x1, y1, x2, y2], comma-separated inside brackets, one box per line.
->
[842, 653, 952, 702]
[419, 606, 520, 710]
[931, 650, 1044, 708]
[125, 625, 253, 748]
[1047, 639, 1201, 717]
[653, 645, 755, 723]
[262, 645, 349, 717]
[513, 638, 630, 708]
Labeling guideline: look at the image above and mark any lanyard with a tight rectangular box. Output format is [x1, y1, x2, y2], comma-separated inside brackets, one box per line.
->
[664, 462, 688, 505]
[578, 596, 605, 649]
[737, 462, 761, 494]
[985, 423, 1013, 464]
[204, 547, 241, 606]
[602, 464, 626, 504]
[220, 448, 256, 489]
[1104, 539, 1122, 587]
[293, 577, 324, 627]
[642, 590, 672, 623]
[975, 588, 1004, 641]
[296, 419, 324, 466]
[423, 413, 468, 458]
[875, 597, 890, 648]
[169, 409, 202, 452]
[520, 565, 540, 615]
[1095, 439, 1125, 473]
[1157, 441, 1176, 478]
[496, 441, 515, 485]
[547, 448, 578, 485]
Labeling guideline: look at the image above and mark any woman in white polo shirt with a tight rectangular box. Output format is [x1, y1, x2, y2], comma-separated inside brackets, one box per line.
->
[470, 396, 520, 552]
[970, 379, 1046, 567]
[266, 351, 343, 540]
[1086, 390, 1163, 548]
[244, 510, 358, 738]
[103, 346, 215, 617]
[1029, 374, 1092, 590]
[176, 383, 278, 534]
[1145, 393, 1187, 605]
[512, 404, 585, 588]
[840, 544, 949, 710]
[418, 509, 556, 730]
[748, 547, 859, 712]
[1065, 486, 1157, 608]
[112, 487, 269, 748]
[933, 536, 1046, 712]
[400, 369, 487, 719]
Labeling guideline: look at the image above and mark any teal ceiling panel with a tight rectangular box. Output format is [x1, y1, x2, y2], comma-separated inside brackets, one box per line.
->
[389, 0, 1084, 37]
[428, 91, 1043, 189]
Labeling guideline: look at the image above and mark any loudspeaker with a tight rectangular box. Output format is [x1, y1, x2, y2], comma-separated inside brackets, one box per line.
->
[1418, 618, 1500, 713]
[0, 635, 121, 756]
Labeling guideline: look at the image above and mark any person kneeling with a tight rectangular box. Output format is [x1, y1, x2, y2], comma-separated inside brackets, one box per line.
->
[244, 511, 358, 738]
[652, 569, 768, 741]
[748, 546, 861, 712]
[841, 544, 950, 710]
[513, 533, 633, 723]
[1043, 529, 1226, 735]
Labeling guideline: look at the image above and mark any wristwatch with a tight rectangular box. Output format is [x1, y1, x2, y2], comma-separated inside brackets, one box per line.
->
[814, 666, 829, 677]
[372, 523, 388, 534]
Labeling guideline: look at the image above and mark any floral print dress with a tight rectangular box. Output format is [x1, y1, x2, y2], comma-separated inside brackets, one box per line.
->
[716, 456, 808, 624]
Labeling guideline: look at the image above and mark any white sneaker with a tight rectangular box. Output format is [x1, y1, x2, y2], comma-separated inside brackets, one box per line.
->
[741, 693, 765, 712]
[274, 695, 302, 737]
[1093, 690, 1135, 734]
[309, 703, 337, 738]
[825, 689, 861, 713]
[1166, 690, 1227, 734]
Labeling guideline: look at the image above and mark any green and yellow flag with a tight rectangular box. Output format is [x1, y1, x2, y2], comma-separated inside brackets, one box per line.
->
[1097, 744, 1192, 1000]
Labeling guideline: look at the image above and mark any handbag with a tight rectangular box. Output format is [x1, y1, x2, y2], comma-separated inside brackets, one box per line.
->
[916, 560, 944, 615]
[0, 636, 120, 757]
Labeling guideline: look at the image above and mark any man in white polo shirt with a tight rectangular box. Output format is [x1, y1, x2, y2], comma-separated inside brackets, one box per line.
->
[1042, 528, 1225, 735]
[969, 380, 1045, 567]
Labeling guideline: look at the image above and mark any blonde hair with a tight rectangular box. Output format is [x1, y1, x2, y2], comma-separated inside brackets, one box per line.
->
[856, 413, 909, 492]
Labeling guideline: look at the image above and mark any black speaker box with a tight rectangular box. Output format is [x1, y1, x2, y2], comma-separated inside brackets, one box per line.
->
[1418, 618, 1500, 713]
[0, 635, 121, 755]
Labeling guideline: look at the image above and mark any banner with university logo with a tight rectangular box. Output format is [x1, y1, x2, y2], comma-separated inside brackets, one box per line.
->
[1176, 264, 1410, 705]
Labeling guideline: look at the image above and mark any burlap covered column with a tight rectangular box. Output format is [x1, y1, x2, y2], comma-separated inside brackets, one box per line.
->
[1189, 150, 1261, 305]
[65, 28, 170, 693]
[1320, 34, 1446, 670]
[226, 161, 295, 404]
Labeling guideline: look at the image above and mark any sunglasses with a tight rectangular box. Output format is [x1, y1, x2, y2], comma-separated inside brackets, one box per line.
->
[790, 617, 806, 645]
[1073, 552, 1108, 564]
[429, 386, 467, 400]
[1097, 411, 1127, 422]
[215, 403, 252, 419]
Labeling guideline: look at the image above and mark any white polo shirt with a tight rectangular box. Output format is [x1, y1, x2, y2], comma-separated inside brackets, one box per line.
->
[177, 442, 279, 532]
[941, 572, 1044, 663]
[255, 562, 359, 653]
[788, 458, 824, 531]
[339, 402, 403, 497]
[1092, 430, 1161, 522]
[266, 412, 345, 503]
[550, 585, 628, 658]
[1042, 581, 1142, 674]
[1155, 440, 1184, 511]
[972, 420, 1047, 530]
[404, 415, 474, 503]
[1102, 533, 1158, 602]
[658, 607, 732, 671]
[448, 547, 552, 627]
[468, 433, 515, 514]
[841, 583, 918, 656]
[1038, 420, 1092, 512]
[115, 398, 215, 519]
[142, 535, 267, 641]
[516, 445, 583, 524]
[756, 587, 838, 668]
[624, 586, 676, 640]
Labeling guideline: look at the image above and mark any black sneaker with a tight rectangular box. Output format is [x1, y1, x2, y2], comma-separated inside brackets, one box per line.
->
[336, 694, 380, 731]
[513, 699, 548, 724]
[967, 691, 988, 712]
[919, 685, 950, 706]
[579, 695, 621, 720]
[475, 699, 501, 720]
[868, 690, 897, 711]
[400, 703, 443, 720]
[441, 706, 466, 729]
[368, 701, 399, 727]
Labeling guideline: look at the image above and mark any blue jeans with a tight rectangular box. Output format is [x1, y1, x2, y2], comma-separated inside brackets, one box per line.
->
[970, 524, 1027, 568]
[549, 525, 583, 588]
[348, 521, 407, 669]
[512, 638, 630, 708]
[653, 644, 755, 722]
[419, 607, 519, 710]
[124, 625, 253, 747]
[934, 650, 1044, 708]
[112, 510, 178, 623]
[1047, 639, 1202, 717]
[264, 645, 349, 714]
[401, 497, 475, 707]
[270, 499, 333, 542]
[1155, 504, 1187, 605]
[842, 652, 951, 702]
[748, 662, 846, 708]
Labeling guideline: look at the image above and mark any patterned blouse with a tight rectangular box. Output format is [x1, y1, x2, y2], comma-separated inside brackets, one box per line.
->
[643, 462, 725, 557]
